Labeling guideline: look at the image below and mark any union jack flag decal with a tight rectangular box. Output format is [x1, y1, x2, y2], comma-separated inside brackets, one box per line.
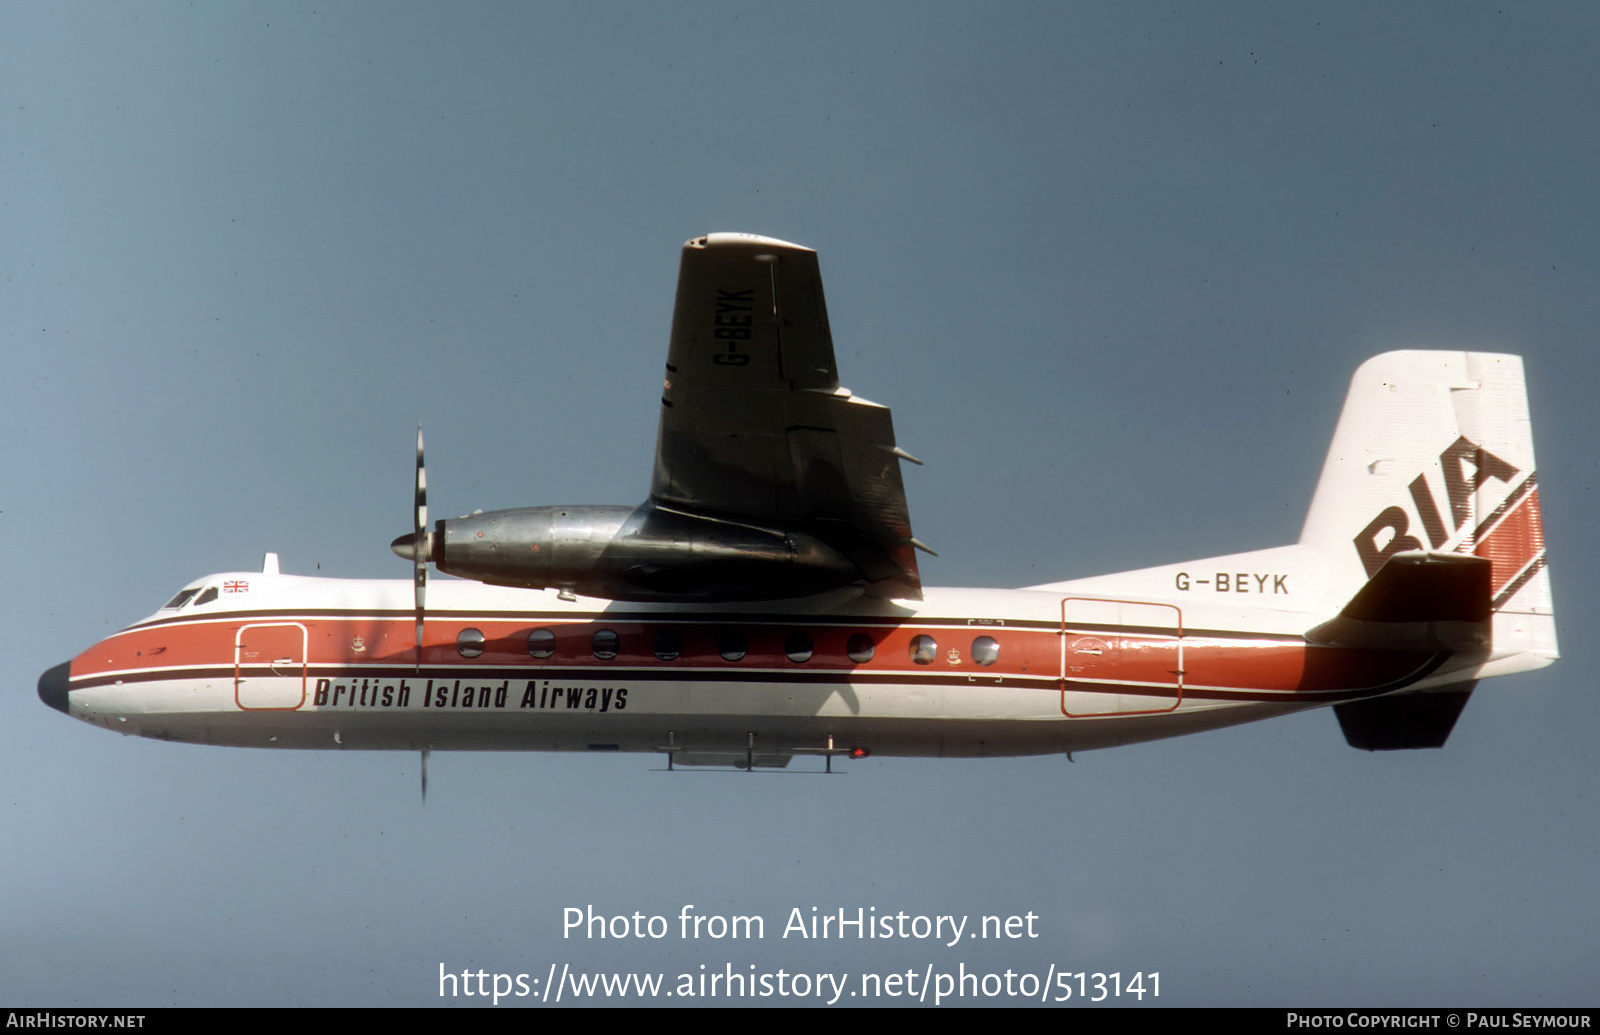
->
[223, 580, 249, 593]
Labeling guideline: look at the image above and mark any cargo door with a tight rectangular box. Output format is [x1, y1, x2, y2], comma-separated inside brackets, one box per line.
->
[1059, 598, 1183, 717]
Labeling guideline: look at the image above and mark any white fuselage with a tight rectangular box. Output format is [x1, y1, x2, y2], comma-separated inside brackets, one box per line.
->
[50, 568, 1504, 767]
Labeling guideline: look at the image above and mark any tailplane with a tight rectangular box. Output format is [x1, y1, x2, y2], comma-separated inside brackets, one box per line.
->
[1305, 552, 1490, 653]
[1333, 682, 1477, 751]
[1312, 552, 1489, 750]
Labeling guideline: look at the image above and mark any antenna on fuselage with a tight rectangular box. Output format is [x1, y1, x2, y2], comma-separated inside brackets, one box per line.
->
[420, 747, 430, 804]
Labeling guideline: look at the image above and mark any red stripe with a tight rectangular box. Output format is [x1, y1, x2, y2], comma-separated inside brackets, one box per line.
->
[1467, 487, 1545, 598]
[73, 615, 1433, 698]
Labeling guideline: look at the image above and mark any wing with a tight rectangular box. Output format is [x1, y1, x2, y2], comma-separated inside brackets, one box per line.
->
[650, 233, 923, 598]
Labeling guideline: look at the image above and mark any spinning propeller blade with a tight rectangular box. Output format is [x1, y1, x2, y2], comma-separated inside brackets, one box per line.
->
[388, 426, 433, 671]
[413, 425, 427, 670]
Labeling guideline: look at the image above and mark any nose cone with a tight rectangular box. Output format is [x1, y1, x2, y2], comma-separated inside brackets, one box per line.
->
[37, 661, 72, 714]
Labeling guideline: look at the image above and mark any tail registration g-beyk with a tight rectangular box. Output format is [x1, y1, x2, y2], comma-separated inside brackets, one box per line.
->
[40, 234, 1556, 771]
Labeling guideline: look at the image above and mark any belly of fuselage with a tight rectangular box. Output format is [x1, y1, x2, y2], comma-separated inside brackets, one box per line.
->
[65, 669, 1319, 760]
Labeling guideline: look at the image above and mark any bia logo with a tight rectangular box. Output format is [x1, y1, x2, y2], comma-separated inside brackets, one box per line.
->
[1354, 436, 1519, 578]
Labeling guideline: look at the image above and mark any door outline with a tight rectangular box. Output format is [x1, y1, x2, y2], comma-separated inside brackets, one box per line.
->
[234, 622, 309, 711]
[1059, 597, 1184, 717]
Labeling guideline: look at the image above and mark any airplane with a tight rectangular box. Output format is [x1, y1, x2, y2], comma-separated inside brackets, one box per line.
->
[38, 233, 1556, 773]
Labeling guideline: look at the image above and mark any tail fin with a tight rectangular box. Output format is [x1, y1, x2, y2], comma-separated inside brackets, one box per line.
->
[1299, 351, 1555, 664]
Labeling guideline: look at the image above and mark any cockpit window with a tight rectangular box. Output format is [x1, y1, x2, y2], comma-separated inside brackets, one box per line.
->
[162, 588, 200, 610]
[193, 586, 220, 607]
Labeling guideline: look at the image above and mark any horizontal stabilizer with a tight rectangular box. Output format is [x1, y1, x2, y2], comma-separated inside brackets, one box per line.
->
[1306, 553, 1490, 652]
[1335, 683, 1475, 751]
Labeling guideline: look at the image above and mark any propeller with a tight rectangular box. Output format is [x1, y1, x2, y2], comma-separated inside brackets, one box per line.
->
[412, 425, 428, 670]
[400, 430, 432, 804]
[389, 425, 430, 672]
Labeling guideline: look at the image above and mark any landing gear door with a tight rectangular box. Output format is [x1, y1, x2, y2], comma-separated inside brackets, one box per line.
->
[1060, 598, 1183, 717]
[235, 622, 308, 710]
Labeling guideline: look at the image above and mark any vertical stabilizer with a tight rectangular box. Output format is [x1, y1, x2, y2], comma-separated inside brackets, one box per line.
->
[1299, 352, 1555, 664]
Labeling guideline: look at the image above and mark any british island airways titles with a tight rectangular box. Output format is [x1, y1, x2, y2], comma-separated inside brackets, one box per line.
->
[314, 678, 628, 713]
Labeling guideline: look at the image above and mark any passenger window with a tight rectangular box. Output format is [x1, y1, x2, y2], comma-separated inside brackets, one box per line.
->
[193, 587, 219, 607]
[847, 633, 876, 664]
[527, 628, 556, 659]
[592, 629, 620, 660]
[653, 630, 681, 661]
[785, 632, 813, 664]
[909, 634, 938, 665]
[972, 636, 1000, 666]
[456, 628, 485, 658]
[718, 630, 747, 662]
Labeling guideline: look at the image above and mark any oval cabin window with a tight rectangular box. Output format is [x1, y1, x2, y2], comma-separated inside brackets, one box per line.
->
[527, 628, 556, 659]
[456, 628, 486, 658]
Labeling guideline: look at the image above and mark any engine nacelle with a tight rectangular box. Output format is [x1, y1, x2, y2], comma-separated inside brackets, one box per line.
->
[417, 502, 866, 601]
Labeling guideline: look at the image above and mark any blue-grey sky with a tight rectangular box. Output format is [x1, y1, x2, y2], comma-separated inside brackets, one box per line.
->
[5, 2, 1596, 1007]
